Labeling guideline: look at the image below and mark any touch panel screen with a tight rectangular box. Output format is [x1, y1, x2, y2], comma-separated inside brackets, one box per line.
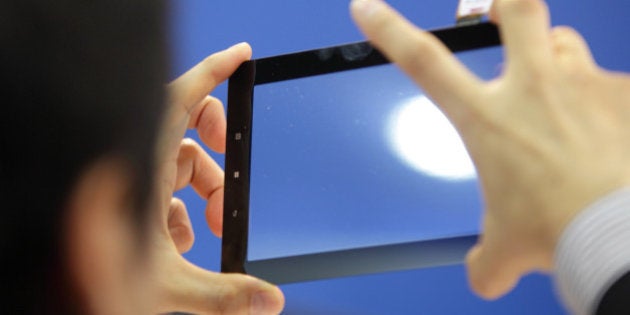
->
[249, 46, 502, 261]
[222, 23, 502, 284]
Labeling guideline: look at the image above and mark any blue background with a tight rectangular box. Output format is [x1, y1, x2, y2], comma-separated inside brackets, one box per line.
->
[169, 1, 630, 314]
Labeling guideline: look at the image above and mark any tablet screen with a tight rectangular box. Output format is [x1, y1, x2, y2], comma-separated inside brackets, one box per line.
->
[248, 46, 503, 261]
[222, 23, 502, 283]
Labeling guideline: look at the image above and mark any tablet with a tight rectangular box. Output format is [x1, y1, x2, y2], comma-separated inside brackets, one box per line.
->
[222, 22, 501, 284]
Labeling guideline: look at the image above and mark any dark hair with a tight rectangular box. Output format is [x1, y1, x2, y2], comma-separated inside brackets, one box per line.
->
[0, 0, 167, 313]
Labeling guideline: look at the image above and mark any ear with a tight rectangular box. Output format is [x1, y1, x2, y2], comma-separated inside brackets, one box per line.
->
[65, 159, 153, 314]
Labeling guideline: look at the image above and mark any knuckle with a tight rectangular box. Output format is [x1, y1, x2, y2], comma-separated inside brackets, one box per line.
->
[507, 59, 550, 88]
[469, 277, 491, 298]
[401, 34, 441, 77]
[178, 138, 202, 162]
[216, 282, 241, 314]
[521, 79, 553, 106]
[467, 266, 495, 299]
[551, 25, 578, 38]
[551, 32, 597, 77]
[170, 197, 185, 209]
[180, 138, 199, 150]
[551, 26, 585, 51]
[199, 54, 221, 86]
[524, 67, 550, 87]
[202, 52, 222, 70]
[468, 260, 505, 300]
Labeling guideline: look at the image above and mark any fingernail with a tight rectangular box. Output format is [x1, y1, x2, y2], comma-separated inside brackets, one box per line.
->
[250, 291, 275, 315]
[351, 0, 384, 19]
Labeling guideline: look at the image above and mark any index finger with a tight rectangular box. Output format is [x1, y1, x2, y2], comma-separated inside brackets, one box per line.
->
[350, 0, 482, 119]
[168, 42, 252, 115]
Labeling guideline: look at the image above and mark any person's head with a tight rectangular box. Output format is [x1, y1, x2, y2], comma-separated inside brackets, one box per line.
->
[1, 0, 167, 313]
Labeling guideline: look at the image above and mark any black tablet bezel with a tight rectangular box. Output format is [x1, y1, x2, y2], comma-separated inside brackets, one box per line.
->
[222, 22, 500, 284]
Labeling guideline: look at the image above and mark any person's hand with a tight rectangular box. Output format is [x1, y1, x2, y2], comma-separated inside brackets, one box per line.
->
[151, 43, 285, 314]
[351, 0, 630, 299]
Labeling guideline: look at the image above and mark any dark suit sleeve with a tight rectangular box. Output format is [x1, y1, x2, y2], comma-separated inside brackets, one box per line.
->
[596, 270, 630, 315]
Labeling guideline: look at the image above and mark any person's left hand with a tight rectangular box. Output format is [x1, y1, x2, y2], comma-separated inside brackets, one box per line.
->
[150, 43, 285, 315]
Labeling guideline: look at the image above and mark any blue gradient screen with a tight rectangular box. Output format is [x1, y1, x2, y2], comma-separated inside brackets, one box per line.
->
[248, 47, 503, 261]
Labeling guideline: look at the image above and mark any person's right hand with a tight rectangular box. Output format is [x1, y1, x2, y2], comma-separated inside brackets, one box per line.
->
[351, 0, 630, 299]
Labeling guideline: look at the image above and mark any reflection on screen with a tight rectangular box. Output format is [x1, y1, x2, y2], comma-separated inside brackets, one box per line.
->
[248, 47, 503, 261]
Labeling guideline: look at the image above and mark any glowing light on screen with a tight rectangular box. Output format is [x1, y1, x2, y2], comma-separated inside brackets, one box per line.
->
[387, 95, 476, 180]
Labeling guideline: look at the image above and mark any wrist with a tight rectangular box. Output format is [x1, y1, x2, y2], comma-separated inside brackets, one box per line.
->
[546, 181, 630, 256]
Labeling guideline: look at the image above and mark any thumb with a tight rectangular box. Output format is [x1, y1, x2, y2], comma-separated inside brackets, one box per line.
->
[465, 243, 523, 300]
[158, 256, 285, 315]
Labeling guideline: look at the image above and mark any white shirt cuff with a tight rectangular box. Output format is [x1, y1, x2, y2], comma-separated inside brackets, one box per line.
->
[554, 187, 630, 315]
